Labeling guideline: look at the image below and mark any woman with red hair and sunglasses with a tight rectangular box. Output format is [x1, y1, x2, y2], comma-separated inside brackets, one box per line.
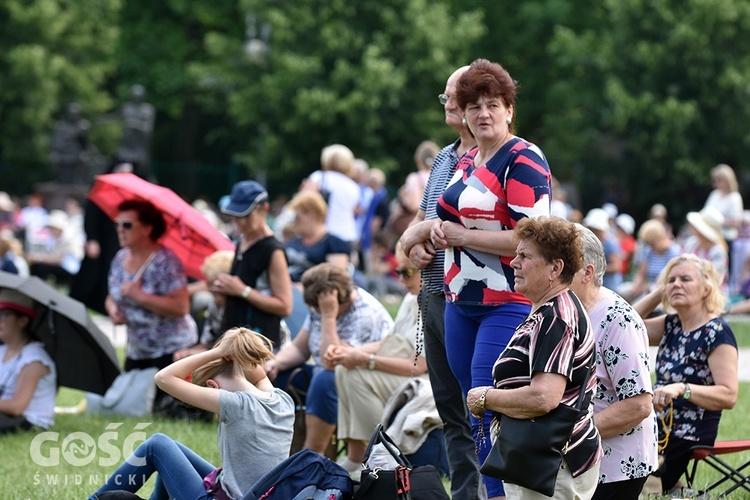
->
[105, 199, 197, 409]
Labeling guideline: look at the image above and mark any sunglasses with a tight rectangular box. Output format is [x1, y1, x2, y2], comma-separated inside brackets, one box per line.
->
[395, 268, 417, 278]
[115, 221, 134, 230]
[0, 310, 17, 320]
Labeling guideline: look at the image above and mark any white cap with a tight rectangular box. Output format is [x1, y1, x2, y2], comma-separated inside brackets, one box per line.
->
[602, 203, 618, 219]
[583, 208, 611, 233]
[615, 214, 636, 235]
[46, 210, 69, 231]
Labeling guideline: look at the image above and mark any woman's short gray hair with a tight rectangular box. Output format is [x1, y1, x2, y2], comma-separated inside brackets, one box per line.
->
[577, 225, 606, 287]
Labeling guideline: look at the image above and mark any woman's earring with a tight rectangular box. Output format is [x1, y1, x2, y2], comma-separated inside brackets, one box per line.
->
[462, 118, 467, 126]
[506, 117, 512, 124]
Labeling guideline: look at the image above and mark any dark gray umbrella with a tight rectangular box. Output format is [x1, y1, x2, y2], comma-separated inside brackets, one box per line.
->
[0, 271, 120, 395]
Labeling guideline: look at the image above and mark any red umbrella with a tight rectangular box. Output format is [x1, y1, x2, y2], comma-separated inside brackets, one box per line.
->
[88, 173, 235, 280]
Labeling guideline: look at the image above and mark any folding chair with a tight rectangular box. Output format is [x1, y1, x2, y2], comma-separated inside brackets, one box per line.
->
[685, 440, 750, 496]
[283, 366, 341, 460]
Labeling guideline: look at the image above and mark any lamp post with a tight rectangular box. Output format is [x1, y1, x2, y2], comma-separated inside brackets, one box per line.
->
[244, 13, 271, 187]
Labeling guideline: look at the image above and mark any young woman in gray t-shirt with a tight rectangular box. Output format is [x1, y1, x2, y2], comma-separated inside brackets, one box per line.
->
[90, 327, 295, 499]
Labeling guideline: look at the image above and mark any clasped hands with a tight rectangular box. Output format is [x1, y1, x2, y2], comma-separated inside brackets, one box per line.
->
[211, 273, 244, 297]
[430, 221, 467, 250]
[323, 343, 363, 370]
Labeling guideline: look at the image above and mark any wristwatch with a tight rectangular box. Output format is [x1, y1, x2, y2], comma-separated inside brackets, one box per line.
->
[241, 286, 252, 299]
[682, 382, 692, 400]
[368, 354, 376, 370]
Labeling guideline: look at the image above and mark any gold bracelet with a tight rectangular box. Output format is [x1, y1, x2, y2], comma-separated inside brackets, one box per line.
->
[479, 386, 492, 412]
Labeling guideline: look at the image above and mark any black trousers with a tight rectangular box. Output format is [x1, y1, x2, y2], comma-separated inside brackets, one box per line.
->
[593, 476, 648, 500]
[420, 289, 486, 500]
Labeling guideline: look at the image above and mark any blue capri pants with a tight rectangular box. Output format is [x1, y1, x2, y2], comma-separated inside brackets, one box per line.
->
[274, 364, 338, 424]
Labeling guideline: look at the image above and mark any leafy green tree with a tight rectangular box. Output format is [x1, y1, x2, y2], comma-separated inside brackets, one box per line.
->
[0, 0, 119, 191]
[192, 0, 485, 193]
[115, 0, 246, 172]
[546, 0, 750, 219]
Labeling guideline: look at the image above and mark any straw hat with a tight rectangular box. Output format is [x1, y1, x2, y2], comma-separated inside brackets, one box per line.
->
[686, 206, 725, 244]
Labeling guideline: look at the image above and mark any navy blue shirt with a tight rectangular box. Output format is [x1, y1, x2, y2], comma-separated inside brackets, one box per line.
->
[285, 233, 350, 282]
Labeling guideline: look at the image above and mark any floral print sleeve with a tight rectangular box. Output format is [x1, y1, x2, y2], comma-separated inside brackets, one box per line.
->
[589, 289, 658, 483]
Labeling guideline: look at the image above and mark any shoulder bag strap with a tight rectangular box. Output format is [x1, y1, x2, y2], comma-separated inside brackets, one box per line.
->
[361, 423, 412, 468]
[361, 423, 384, 466]
[353, 472, 377, 499]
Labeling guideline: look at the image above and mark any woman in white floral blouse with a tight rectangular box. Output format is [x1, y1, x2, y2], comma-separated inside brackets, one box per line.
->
[571, 226, 658, 499]
[634, 253, 738, 495]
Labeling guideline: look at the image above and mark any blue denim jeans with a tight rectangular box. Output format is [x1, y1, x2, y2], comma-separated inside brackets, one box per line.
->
[90, 433, 216, 500]
[444, 300, 530, 498]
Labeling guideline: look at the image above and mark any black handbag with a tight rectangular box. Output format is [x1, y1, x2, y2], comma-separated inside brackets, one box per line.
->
[353, 424, 449, 500]
[480, 361, 594, 497]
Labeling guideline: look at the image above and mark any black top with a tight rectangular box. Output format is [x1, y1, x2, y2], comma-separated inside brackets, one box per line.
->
[221, 235, 285, 346]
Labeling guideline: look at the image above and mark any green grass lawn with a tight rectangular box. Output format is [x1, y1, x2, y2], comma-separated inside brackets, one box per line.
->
[7, 388, 219, 499]
[730, 319, 750, 349]
[4, 311, 750, 498]
[5, 382, 750, 499]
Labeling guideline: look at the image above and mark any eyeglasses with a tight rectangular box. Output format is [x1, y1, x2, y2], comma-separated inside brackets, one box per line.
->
[438, 94, 451, 105]
[395, 268, 417, 278]
[115, 221, 134, 230]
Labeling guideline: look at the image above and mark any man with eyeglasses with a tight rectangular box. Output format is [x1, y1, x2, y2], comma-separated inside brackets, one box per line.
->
[399, 66, 485, 500]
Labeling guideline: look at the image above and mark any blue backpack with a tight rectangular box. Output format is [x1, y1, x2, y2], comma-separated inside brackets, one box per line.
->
[242, 449, 353, 500]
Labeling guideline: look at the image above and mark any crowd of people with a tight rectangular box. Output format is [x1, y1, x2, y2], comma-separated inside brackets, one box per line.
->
[0, 57, 744, 499]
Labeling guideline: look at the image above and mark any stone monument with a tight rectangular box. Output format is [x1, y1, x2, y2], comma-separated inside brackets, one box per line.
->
[49, 102, 90, 185]
[115, 84, 155, 176]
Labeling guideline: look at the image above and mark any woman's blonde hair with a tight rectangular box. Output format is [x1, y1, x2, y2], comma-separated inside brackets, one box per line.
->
[0, 230, 23, 257]
[201, 250, 235, 283]
[637, 219, 667, 247]
[658, 254, 725, 315]
[191, 328, 275, 387]
[320, 144, 355, 177]
[287, 191, 328, 223]
[711, 163, 739, 192]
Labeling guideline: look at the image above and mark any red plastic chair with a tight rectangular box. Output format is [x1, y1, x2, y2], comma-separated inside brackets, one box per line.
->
[685, 440, 750, 495]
